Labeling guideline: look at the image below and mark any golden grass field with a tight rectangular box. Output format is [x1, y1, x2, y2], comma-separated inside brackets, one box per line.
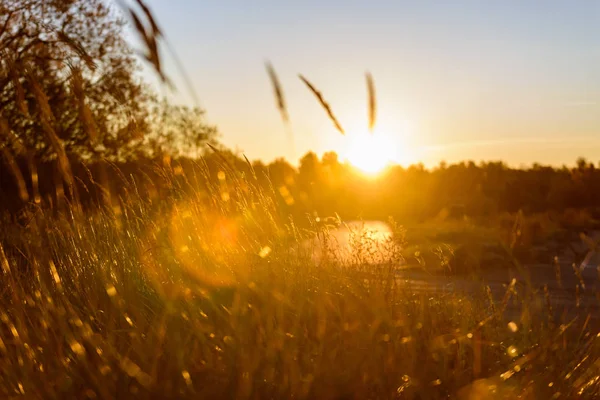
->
[2, 1, 600, 398]
[2, 167, 600, 399]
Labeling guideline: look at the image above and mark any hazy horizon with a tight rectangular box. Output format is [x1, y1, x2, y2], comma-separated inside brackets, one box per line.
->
[138, 0, 600, 168]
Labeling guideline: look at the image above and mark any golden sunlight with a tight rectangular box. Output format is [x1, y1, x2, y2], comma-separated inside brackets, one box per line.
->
[345, 129, 403, 174]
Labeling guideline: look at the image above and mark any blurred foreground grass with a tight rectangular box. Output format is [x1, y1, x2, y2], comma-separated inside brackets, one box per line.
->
[1, 166, 600, 399]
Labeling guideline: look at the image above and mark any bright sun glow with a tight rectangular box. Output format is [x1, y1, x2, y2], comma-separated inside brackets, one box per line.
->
[345, 130, 401, 174]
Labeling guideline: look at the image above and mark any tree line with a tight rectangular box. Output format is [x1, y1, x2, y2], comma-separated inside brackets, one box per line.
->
[1, 0, 598, 225]
[2, 145, 600, 223]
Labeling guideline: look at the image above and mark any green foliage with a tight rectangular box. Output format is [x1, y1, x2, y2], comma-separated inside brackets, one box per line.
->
[0, 0, 149, 160]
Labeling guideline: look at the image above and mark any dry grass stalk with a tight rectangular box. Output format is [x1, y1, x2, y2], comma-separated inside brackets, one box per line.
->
[266, 62, 297, 159]
[2, 52, 29, 117]
[11, 70, 28, 117]
[0, 145, 28, 202]
[0, 117, 28, 201]
[39, 118, 75, 187]
[28, 73, 54, 124]
[206, 143, 236, 173]
[120, 0, 205, 106]
[299, 74, 345, 135]
[69, 66, 99, 144]
[126, 117, 144, 140]
[243, 153, 257, 180]
[366, 72, 376, 132]
[0, 117, 25, 155]
[57, 31, 97, 71]
[27, 151, 41, 204]
[27, 72, 78, 204]
[122, 0, 168, 84]
[134, 0, 162, 38]
[266, 62, 289, 123]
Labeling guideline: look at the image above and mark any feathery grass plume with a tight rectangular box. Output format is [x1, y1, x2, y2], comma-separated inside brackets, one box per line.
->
[120, 0, 203, 107]
[27, 71, 78, 205]
[27, 71, 54, 124]
[2, 52, 29, 117]
[243, 154, 256, 178]
[0, 117, 28, 201]
[69, 65, 98, 144]
[25, 151, 41, 204]
[207, 143, 236, 174]
[299, 74, 345, 134]
[120, 0, 170, 85]
[0, 117, 25, 155]
[57, 31, 97, 71]
[126, 117, 144, 140]
[266, 62, 289, 123]
[266, 62, 296, 158]
[0, 146, 28, 202]
[0, 118, 28, 201]
[134, 0, 162, 38]
[366, 72, 377, 132]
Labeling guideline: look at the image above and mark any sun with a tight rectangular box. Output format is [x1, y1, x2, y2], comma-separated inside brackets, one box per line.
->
[345, 130, 401, 174]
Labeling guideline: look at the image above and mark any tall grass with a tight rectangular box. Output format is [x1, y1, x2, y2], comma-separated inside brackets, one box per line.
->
[1, 2, 600, 399]
[1, 162, 600, 399]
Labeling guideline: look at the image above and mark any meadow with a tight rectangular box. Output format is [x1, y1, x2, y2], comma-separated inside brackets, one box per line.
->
[2, 1, 600, 398]
[2, 163, 600, 399]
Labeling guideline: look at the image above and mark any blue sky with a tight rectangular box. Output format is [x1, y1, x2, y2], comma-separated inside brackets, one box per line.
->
[138, 1, 600, 167]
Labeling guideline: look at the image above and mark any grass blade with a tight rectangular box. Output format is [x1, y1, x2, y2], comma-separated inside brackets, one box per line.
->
[267, 62, 296, 159]
[299, 74, 345, 135]
[366, 72, 376, 133]
[134, 0, 163, 38]
[266, 62, 289, 123]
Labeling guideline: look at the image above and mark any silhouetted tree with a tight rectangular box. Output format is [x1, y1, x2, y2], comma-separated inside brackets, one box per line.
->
[0, 0, 148, 161]
[143, 99, 218, 160]
[0, 0, 219, 208]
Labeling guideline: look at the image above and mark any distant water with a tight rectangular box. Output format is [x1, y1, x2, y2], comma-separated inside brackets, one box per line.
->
[308, 220, 395, 264]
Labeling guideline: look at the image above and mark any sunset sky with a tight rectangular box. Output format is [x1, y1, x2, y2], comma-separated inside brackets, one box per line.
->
[139, 1, 600, 167]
